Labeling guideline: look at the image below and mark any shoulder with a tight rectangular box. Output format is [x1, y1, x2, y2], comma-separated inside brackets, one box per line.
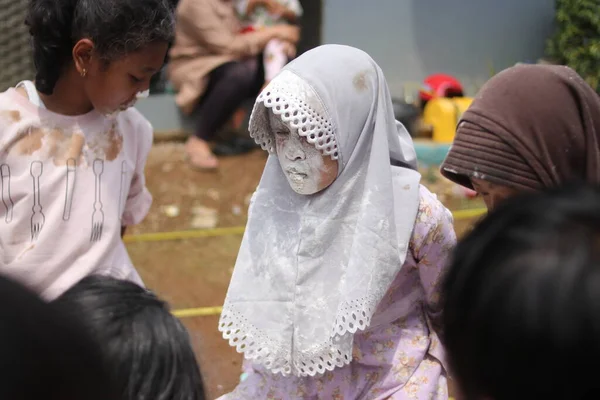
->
[0, 89, 39, 134]
[0, 88, 29, 115]
[117, 108, 153, 155]
[0, 88, 17, 103]
[416, 185, 454, 227]
[410, 184, 456, 254]
[118, 108, 153, 140]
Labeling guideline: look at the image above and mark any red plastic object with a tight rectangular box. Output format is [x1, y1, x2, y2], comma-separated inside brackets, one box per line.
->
[419, 74, 464, 102]
[240, 26, 256, 34]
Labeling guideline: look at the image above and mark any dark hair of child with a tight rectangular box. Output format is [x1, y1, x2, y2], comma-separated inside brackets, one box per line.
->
[0, 274, 115, 400]
[54, 275, 206, 400]
[25, 0, 175, 95]
[443, 184, 600, 400]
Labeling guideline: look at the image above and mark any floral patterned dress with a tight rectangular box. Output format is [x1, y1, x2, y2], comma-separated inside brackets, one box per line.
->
[219, 185, 456, 399]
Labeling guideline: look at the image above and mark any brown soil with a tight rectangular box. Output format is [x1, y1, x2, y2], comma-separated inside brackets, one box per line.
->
[127, 142, 482, 399]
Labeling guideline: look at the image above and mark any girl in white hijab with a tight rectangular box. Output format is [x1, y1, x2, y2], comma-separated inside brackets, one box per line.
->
[218, 45, 455, 399]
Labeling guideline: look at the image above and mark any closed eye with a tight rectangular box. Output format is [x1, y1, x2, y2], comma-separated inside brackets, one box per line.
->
[129, 74, 144, 84]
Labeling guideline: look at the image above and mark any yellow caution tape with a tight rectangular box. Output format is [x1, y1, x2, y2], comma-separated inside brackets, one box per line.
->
[125, 208, 487, 244]
[168, 209, 487, 320]
[143, 207, 487, 320]
[451, 207, 486, 220]
[172, 306, 223, 318]
[123, 226, 245, 243]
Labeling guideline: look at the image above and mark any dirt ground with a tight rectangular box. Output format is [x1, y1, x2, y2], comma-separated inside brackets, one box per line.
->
[126, 142, 482, 399]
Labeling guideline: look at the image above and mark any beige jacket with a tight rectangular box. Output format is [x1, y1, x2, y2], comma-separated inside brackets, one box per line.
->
[168, 0, 267, 114]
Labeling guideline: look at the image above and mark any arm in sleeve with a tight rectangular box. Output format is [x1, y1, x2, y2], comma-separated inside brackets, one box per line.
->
[121, 115, 153, 227]
[412, 190, 457, 341]
[179, 0, 270, 57]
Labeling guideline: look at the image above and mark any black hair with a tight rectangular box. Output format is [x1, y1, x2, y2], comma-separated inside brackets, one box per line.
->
[53, 275, 206, 400]
[443, 184, 600, 400]
[0, 274, 114, 400]
[25, 0, 175, 94]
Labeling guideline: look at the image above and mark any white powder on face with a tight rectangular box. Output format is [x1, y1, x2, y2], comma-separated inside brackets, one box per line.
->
[103, 91, 146, 118]
[103, 101, 134, 119]
[268, 111, 327, 195]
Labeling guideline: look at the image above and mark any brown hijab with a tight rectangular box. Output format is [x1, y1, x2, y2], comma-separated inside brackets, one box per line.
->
[441, 64, 600, 191]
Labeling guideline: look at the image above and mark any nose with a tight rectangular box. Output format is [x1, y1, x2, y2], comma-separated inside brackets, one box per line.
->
[285, 143, 305, 161]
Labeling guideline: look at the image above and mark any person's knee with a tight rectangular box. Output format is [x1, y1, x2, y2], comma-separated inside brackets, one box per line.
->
[220, 61, 259, 92]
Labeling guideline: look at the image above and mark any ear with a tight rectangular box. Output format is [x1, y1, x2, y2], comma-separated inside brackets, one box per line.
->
[72, 39, 95, 77]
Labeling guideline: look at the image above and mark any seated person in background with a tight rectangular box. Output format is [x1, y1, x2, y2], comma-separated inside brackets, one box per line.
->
[235, 0, 301, 84]
[0, 274, 113, 400]
[443, 184, 600, 400]
[169, 0, 300, 170]
[54, 275, 206, 400]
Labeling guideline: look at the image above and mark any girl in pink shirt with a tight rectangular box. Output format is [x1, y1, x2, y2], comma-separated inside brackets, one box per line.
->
[0, 0, 175, 299]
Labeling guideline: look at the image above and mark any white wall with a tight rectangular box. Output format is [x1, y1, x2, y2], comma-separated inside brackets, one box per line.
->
[322, 0, 556, 97]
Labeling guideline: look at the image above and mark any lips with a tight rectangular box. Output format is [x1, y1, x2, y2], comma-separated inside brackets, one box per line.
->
[288, 171, 307, 177]
[286, 170, 307, 185]
[286, 168, 307, 177]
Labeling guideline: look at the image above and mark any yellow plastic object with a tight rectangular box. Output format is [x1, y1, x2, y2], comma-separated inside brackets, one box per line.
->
[423, 97, 473, 143]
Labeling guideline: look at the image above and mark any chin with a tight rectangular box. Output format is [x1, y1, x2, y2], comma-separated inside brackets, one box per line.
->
[120, 100, 137, 110]
[96, 104, 117, 114]
[293, 187, 318, 195]
[101, 104, 133, 118]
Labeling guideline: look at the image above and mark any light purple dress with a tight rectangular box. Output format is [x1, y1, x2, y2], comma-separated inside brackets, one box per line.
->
[220, 186, 456, 399]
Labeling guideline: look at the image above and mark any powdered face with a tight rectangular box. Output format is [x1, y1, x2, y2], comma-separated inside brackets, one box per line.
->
[103, 90, 148, 119]
[269, 110, 337, 195]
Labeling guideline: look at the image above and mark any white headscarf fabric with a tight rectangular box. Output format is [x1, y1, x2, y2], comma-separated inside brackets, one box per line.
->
[219, 45, 421, 377]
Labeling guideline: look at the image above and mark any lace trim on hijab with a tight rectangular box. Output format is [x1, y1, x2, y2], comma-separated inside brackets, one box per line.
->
[219, 295, 379, 376]
[249, 70, 339, 161]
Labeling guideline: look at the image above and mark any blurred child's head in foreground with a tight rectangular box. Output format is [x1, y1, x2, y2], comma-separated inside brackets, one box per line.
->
[443, 184, 600, 400]
[0, 274, 114, 400]
[54, 275, 206, 400]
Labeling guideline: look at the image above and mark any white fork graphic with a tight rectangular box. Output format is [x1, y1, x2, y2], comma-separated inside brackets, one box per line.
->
[63, 158, 76, 221]
[118, 160, 127, 220]
[30, 161, 44, 240]
[90, 159, 104, 242]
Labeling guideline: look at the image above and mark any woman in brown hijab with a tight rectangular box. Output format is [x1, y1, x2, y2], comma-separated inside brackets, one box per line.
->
[441, 64, 600, 209]
[169, 0, 299, 169]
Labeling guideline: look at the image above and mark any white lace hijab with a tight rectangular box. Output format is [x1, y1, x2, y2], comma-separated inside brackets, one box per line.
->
[219, 45, 421, 377]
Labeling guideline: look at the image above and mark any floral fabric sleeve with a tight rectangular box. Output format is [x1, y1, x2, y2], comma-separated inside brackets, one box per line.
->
[411, 186, 456, 344]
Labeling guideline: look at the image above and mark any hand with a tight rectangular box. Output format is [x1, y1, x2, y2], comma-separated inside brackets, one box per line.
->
[272, 24, 300, 44]
[280, 40, 297, 59]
